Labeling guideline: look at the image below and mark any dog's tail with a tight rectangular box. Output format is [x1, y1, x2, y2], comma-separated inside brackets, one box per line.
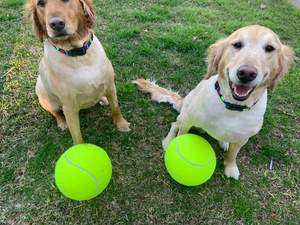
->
[133, 79, 183, 112]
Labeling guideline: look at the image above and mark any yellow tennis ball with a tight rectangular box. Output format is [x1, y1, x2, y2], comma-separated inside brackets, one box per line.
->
[164, 134, 216, 186]
[55, 144, 112, 201]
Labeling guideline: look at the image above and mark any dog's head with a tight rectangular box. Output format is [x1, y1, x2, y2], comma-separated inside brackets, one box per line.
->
[205, 25, 294, 105]
[26, 0, 95, 47]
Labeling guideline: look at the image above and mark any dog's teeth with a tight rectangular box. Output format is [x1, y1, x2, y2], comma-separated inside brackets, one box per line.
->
[233, 87, 252, 97]
[234, 87, 246, 97]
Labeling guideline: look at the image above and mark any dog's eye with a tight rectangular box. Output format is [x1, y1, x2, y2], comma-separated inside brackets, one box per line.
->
[62, 0, 69, 2]
[233, 42, 242, 49]
[265, 45, 275, 52]
[38, 0, 45, 6]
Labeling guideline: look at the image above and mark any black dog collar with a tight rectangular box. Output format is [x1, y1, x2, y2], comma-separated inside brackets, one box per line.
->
[52, 33, 94, 57]
[214, 81, 258, 111]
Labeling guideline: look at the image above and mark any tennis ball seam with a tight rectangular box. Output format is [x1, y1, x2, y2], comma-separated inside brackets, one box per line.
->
[177, 135, 215, 167]
[64, 151, 99, 198]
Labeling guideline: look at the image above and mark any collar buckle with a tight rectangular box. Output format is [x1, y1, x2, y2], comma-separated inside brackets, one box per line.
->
[68, 47, 87, 57]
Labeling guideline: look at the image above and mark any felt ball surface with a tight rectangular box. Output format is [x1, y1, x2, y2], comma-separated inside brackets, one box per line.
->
[55, 144, 112, 200]
[165, 134, 216, 186]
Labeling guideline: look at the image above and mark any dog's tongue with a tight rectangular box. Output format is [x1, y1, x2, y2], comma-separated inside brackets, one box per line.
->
[232, 83, 253, 97]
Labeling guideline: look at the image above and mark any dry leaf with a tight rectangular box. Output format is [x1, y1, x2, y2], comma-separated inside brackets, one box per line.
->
[192, 36, 198, 41]
[1, 67, 14, 78]
[140, 29, 148, 36]
[294, 56, 300, 61]
[260, 4, 266, 9]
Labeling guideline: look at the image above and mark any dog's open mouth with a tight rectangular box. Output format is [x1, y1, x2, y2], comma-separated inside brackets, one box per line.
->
[229, 80, 256, 101]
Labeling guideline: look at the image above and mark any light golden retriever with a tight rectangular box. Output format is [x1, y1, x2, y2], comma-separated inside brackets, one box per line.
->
[26, 0, 130, 145]
[134, 25, 294, 180]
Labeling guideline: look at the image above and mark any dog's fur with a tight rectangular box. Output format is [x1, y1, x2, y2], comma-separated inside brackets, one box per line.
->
[134, 25, 294, 180]
[26, 0, 130, 145]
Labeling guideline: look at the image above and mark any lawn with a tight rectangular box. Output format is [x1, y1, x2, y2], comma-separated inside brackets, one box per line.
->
[1, 0, 300, 224]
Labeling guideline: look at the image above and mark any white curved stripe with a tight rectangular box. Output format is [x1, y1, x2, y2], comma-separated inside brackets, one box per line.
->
[65, 151, 99, 197]
[176, 135, 215, 167]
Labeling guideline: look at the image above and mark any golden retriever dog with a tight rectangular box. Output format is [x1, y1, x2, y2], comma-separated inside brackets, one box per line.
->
[134, 25, 294, 180]
[26, 0, 130, 145]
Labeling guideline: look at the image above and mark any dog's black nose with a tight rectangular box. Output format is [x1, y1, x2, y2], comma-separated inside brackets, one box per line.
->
[49, 16, 65, 31]
[237, 65, 258, 83]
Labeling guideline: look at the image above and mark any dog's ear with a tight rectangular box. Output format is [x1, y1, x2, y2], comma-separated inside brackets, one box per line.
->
[26, 0, 44, 42]
[204, 38, 227, 80]
[80, 0, 95, 29]
[269, 45, 294, 92]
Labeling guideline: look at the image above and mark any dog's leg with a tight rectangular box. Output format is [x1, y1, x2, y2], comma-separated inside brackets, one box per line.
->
[162, 114, 192, 150]
[218, 141, 229, 151]
[47, 109, 67, 130]
[162, 122, 179, 150]
[99, 96, 109, 105]
[36, 76, 68, 130]
[106, 84, 130, 132]
[63, 106, 84, 145]
[162, 101, 193, 150]
[177, 121, 192, 136]
[224, 142, 246, 180]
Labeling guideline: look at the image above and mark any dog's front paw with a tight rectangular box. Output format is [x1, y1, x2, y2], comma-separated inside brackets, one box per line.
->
[99, 96, 109, 105]
[54, 112, 68, 130]
[162, 129, 178, 151]
[116, 121, 131, 132]
[224, 162, 240, 180]
[218, 141, 229, 151]
[162, 137, 172, 151]
[57, 120, 68, 130]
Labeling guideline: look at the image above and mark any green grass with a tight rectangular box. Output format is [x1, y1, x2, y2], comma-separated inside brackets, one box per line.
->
[1, 0, 300, 224]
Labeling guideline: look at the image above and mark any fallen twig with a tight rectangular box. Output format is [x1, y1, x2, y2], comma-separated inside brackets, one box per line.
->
[1, 67, 14, 78]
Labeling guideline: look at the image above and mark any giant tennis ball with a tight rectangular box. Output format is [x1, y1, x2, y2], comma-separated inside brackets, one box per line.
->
[164, 134, 216, 186]
[55, 144, 112, 201]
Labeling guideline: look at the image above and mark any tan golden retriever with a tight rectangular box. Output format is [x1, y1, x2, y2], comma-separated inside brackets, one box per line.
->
[134, 25, 294, 180]
[26, 0, 130, 145]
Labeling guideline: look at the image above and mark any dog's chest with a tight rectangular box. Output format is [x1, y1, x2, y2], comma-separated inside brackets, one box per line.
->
[192, 110, 264, 143]
[185, 77, 267, 143]
[44, 60, 105, 104]
[42, 40, 109, 108]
